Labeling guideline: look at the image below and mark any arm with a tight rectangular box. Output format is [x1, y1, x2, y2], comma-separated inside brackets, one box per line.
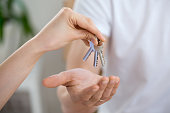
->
[0, 39, 43, 110]
[0, 7, 105, 110]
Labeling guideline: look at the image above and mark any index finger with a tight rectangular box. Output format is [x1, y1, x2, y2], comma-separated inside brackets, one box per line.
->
[74, 12, 105, 42]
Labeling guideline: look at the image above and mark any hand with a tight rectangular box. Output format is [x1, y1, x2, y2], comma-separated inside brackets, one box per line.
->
[42, 68, 120, 107]
[33, 7, 105, 52]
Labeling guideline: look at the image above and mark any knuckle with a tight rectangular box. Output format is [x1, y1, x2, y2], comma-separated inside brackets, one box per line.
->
[91, 96, 99, 102]
[62, 7, 72, 12]
[61, 7, 72, 16]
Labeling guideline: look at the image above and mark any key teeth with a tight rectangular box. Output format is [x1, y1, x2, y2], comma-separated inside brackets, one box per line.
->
[102, 51, 105, 64]
[93, 51, 98, 67]
[99, 50, 105, 67]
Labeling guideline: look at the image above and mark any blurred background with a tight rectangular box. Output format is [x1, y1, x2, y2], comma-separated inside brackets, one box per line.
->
[0, 0, 75, 113]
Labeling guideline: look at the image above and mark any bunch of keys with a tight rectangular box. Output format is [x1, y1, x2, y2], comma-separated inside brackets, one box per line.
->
[83, 38, 105, 67]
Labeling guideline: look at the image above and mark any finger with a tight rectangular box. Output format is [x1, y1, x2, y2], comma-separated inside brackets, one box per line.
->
[100, 76, 116, 100]
[95, 77, 120, 106]
[74, 12, 105, 42]
[80, 85, 99, 101]
[94, 96, 112, 106]
[42, 71, 72, 88]
[110, 77, 120, 96]
[84, 77, 109, 106]
[82, 39, 90, 46]
[78, 30, 98, 45]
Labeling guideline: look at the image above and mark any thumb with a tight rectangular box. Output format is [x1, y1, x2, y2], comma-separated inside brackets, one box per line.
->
[42, 71, 72, 88]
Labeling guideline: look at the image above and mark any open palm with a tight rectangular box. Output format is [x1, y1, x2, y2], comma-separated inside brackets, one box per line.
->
[43, 68, 120, 106]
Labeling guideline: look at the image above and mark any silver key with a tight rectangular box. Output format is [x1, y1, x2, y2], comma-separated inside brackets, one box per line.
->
[99, 48, 105, 66]
[93, 50, 99, 67]
[83, 39, 105, 67]
[83, 41, 95, 61]
[94, 43, 105, 67]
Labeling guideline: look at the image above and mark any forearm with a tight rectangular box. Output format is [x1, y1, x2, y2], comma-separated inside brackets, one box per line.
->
[57, 86, 97, 113]
[0, 38, 44, 109]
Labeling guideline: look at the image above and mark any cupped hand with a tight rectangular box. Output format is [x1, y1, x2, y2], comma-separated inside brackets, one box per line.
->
[42, 68, 120, 107]
[34, 7, 105, 52]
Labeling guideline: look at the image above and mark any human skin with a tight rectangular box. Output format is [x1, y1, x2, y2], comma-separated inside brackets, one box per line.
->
[0, 7, 107, 110]
[57, 18, 120, 113]
[44, 68, 120, 113]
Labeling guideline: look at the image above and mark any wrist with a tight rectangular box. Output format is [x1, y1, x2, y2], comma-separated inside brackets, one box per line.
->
[62, 104, 97, 113]
[58, 87, 97, 113]
[24, 37, 46, 56]
[34, 33, 64, 53]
